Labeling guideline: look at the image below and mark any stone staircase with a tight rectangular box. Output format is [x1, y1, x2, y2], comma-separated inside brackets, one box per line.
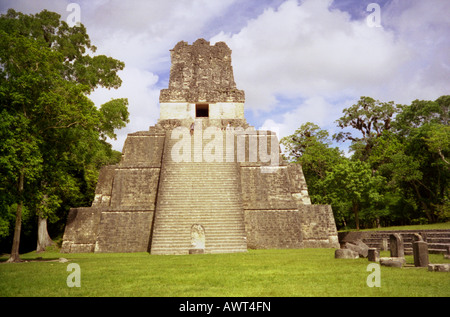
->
[339, 229, 450, 255]
[362, 230, 450, 255]
[150, 119, 248, 255]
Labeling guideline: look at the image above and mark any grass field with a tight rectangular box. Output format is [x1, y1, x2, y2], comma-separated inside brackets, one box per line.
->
[1, 248, 449, 297]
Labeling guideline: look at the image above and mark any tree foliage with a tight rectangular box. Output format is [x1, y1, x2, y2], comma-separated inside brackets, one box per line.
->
[283, 95, 450, 230]
[334, 96, 401, 161]
[0, 9, 129, 260]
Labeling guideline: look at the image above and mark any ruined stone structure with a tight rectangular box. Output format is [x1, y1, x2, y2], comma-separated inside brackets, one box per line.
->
[61, 39, 340, 255]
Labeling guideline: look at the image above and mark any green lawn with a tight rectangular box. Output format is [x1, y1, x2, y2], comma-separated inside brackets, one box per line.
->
[1, 248, 449, 297]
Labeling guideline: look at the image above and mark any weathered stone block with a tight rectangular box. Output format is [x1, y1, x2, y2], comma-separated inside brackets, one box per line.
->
[380, 257, 406, 267]
[240, 166, 297, 210]
[244, 210, 303, 249]
[344, 240, 369, 258]
[427, 263, 450, 272]
[110, 168, 160, 209]
[389, 233, 404, 257]
[298, 205, 340, 248]
[92, 166, 116, 207]
[94, 211, 153, 253]
[160, 39, 245, 104]
[335, 248, 359, 259]
[412, 240, 429, 267]
[368, 248, 380, 262]
[189, 249, 205, 255]
[121, 132, 165, 167]
[60, 207, 102, 253]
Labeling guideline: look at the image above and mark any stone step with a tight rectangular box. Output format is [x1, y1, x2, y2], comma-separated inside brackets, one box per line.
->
[158, 183, 239, 189]
[152, 229, 245, 235]
[340, 230, 450, 255]
[152, 137, 247, 254]
[151, 248, 248, 255]
[151, 153, 247, 254]
[152, 217, 246, 224]
[151, 237, 247, 244]
[151, 235, 246, 242]
[156, 202, 242, 207]
[153, 205, 244, 211]
[158, 201, 240, 205]
[153, 225, 245, 231]
[154, 214, 244, 219]
[155, 218, 244, 222]
[158, 193, 238, 198]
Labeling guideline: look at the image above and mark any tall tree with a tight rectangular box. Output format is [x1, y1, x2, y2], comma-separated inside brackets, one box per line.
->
[0, 9, 129, 262]
[322, 159, 384, 230]
[390, 97, 449, 223]
[281, 122, 344, 204]
[334, 96, 401, 161]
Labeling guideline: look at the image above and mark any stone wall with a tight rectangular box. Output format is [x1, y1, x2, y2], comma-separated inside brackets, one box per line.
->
[61, 37, 341, 254]
[298, 204, 340, 248]
[61, 207, 102, 253]
[159, 39, 245, 103]
[61, 123, 340, 253]
[244, 210, 303, 249]
[94, 211, 154, 253]
[121, 131, 165, 167]
[240, 166, 297, 210]
[287, 163, 311, 205]
[239, 134, 305, 249]
[92, 166, 116, 207]
[339, 229, 450, 254]
[159, 102, 245, 120]
[109, 168, 160, 209]
[61, 130, 165, 253]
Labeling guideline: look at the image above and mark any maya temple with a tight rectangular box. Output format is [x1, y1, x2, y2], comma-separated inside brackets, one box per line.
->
[61, 39, 340, 255]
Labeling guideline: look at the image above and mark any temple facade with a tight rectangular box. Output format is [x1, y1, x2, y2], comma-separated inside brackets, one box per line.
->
[61, 39, 339, 255]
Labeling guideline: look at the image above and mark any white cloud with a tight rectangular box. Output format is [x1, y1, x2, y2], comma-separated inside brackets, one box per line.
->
[381, 0, 450, 103]
[89, 67, 160, 151]
[80, 0, 241, 150]
[210, 0, 411, 113]
[259, 95, 352, 140]
[211, 0, 449, 155]
[2, 0, 448, 154]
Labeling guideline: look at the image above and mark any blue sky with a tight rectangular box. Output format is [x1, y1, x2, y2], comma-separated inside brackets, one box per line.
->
[1, 0, 449, 154]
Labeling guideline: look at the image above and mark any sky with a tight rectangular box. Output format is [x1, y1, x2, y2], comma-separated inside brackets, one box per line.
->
[1, 0, 449, 154]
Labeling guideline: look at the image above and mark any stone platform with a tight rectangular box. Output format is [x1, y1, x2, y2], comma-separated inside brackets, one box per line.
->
[61, 39, 340, 255]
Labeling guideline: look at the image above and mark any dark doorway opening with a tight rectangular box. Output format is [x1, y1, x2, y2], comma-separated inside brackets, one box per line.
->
[196, 104, 209, 118]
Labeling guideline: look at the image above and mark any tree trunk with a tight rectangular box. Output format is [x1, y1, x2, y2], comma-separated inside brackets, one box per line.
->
[36, 216, 54, 252]
[412, 181, 434, 223]
[353, 202, 360, 231]
[7, 169, 24, 263]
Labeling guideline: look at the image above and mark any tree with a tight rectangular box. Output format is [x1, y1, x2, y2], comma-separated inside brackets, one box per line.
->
[0, 9, 129, 262]
[391, 96, 449, 223]
[281, 122, 344, 204]
[322, 159, 384, 230]
[334, 96, 401, 161]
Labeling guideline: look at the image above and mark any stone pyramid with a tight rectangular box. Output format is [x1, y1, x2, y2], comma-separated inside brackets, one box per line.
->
[61, 39, 339, 255]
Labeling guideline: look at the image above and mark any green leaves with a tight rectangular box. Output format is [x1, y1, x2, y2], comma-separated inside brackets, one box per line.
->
[99, 98, 130, 140]
[283, 95, 450, 229]
[0, 9, 129, 253]
[334, 96, 402, 161]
